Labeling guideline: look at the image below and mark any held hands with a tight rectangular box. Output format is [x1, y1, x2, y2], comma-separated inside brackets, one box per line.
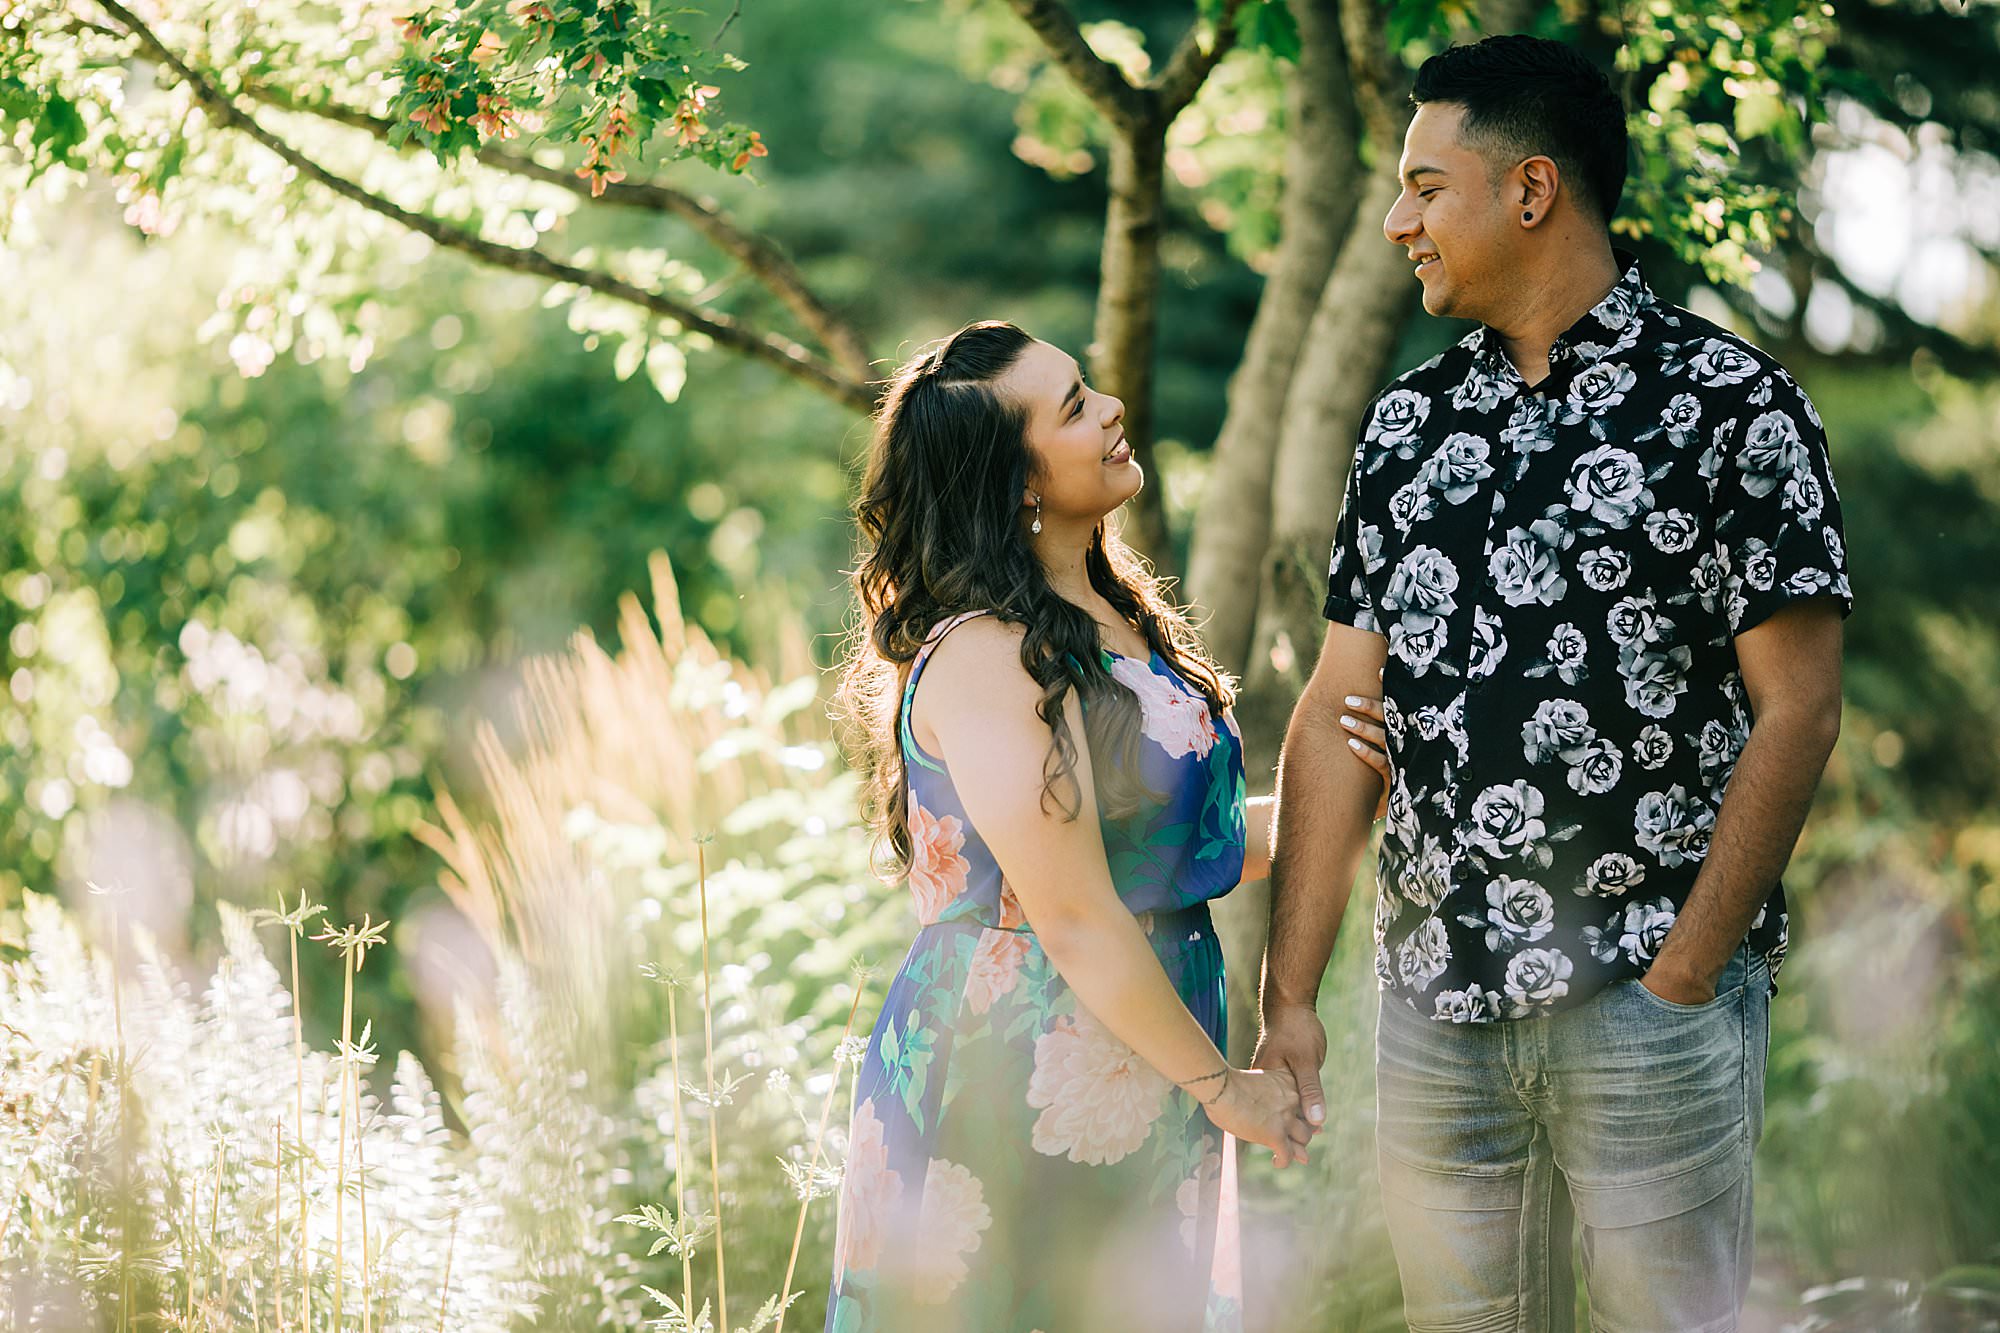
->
[1201, 683, 1385, 1166]
[1193, 1065, 1315, 1168]
[1248, 1002, 1330, 1167]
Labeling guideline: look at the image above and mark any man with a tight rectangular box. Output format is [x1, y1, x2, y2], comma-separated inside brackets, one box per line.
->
[1253, 34, 1850, 1333]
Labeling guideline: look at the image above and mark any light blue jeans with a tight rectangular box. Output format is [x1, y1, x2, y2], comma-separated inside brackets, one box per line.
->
[1374, 943, 1771, 1333]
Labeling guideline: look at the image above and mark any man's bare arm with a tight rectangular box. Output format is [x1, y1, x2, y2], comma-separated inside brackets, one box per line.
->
[1253, 621, 1388, 1129]
[1264, 622, 1390, 1011]
[1646, 600, 1844, 1001]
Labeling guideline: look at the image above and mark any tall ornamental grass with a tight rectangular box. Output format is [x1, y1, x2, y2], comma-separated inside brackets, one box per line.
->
[0, 554, 902, 1331]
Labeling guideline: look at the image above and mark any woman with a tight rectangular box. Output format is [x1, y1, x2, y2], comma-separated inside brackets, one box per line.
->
[825, 321, 1332, 1333]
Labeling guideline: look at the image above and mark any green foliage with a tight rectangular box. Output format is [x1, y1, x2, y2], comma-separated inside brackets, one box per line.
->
[385, 0, 767, 187]
[3, 0, 1998, 1325]
[1612, 0, 1836, 285]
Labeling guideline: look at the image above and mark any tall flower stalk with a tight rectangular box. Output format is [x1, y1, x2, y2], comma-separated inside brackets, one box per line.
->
[697, 838, 730, 1333]
[314, 912, 390, 1331]
[253, 889, 324, 1333]
[773, 971, 870, 1333]
[667, 972, 696, 1319]
[87, 880, 136, 1333]
[273, 1120, 285, 1331]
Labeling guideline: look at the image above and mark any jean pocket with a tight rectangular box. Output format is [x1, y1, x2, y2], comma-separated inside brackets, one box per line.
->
[1622, 944, 1759, 1015]
[1624, 975, 1745, 1015]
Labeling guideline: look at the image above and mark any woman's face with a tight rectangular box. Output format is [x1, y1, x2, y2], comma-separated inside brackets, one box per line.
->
[1000, 339, 1136, 529]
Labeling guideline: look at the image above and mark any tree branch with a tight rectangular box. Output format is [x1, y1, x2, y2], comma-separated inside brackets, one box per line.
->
[241, 82, 871, 381]
[1339, 0, 1410, 152]
[90, 0, 874, 412]
[1002, 0, 1151, 130]
[1153, 0, 1247, 119]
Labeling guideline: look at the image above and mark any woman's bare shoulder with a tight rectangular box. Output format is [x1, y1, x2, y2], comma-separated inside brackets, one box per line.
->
[920, 614, 1034, 703]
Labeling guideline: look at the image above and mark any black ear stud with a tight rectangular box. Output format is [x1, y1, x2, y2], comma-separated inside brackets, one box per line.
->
[1522, 211, 1533, 222]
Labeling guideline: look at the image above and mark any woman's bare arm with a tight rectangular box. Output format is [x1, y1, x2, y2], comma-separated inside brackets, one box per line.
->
[916, 617, 1312, 1163]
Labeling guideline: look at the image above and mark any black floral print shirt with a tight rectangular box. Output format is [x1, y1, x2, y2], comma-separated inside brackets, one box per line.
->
[1324, 252, 1852, 1023]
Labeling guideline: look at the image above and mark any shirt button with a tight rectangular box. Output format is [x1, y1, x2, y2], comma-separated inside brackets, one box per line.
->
[1501, 476, 1516, 493]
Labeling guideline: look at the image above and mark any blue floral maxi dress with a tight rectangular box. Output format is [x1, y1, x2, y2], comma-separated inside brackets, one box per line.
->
[824, 611, 1250, 1333]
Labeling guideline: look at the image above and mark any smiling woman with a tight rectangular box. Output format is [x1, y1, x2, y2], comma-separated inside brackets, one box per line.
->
[826, 322, 1305, 1331]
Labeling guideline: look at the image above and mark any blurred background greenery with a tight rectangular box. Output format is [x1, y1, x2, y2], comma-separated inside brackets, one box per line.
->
[4, 0, 1999, 1329]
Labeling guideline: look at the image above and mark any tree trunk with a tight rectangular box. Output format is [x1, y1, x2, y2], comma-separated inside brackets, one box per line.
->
[1094, 128, 1179, 577]
[1477, 0, 1540, 35]
[1214, 164, 1416, 1060]
[1244, 163, 1414, 761]
[1183, 0, 1359, 675]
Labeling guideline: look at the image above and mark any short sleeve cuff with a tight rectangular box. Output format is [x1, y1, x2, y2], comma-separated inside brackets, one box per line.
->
[1323, 593, 1381, 634]
[1730, 575, 1853, 637]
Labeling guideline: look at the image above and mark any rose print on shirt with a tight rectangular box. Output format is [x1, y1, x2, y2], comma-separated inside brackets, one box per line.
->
[1502, 948, 1573, 1011]
[1458, 875, 1555, 952]
[1644, 508, 1699, 554]
[1467, 607, 1509, 679]
[1686, 337, 1759, 387]
[1634, 784, 1716, 868]
[1489, 518, 1573, 607]
[1365, 388, 1432, 460]
[1419, 433, 1497, 505]
[1397, 915, 1452, 990]
[1317, 252, 1847, 1022]
[1583, 896, 1677, 965]
[1466, 781, 1549, 861]
[1736, 410, 1810, 498]
[1567, 444, 1655, 528]
[1581, 851, 1647, 898]
[1560, 360, 1638, 436]
[1577, 546, 1632, 592]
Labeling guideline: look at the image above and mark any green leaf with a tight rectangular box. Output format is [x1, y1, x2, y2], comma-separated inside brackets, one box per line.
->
[1732, 91, 1791, 142]
[1235, 1, 1300, 62]
[33, 92, 87, 167]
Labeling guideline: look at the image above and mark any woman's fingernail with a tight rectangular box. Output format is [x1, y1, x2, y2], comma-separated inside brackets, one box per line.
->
[1348, 737, 1366, 751]
[1340, 714, 1357, 728]
[1345, 695, 1364, 707]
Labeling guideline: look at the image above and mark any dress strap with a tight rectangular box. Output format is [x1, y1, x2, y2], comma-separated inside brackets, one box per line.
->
[900, 610, 996, 770]
[908, 610, 997, 688]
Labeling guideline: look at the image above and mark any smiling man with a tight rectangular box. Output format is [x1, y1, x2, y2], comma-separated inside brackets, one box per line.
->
[1254, 34, 1851, 1333]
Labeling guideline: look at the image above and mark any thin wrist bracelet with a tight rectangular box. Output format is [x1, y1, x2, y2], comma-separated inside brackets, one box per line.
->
[1195, 1068, 1231, 1106]
[1176, 1067, 1228, 1089]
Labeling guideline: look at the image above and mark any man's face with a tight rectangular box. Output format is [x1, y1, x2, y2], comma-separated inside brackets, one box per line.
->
[1382, 103, 1518, 323]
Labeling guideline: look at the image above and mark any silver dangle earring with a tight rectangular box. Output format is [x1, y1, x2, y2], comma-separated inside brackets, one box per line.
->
[1030, 494, 1043, 535]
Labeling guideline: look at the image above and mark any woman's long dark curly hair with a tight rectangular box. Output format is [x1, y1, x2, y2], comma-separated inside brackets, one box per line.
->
[835, 320, 1236, 875]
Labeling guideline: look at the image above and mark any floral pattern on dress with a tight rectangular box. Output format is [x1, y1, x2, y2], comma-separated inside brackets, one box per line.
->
[1026, 1007, 1173, 1165]
[825, 612, 1246, 1332]
[834, 1098, 902, 1282]
[906, 801, 970, 925]
[1109, 652, 1219, 759]
[1325, 251, 1851, 1023]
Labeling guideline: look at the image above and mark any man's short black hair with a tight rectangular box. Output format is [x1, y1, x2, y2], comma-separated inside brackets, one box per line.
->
[1410, 34, 1629, 222]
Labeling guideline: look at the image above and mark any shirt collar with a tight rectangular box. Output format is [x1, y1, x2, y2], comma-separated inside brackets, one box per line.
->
[1466, 249, 1655, 383]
